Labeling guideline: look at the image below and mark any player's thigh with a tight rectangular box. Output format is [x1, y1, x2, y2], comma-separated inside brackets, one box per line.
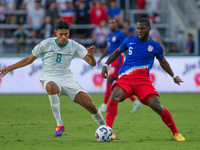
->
[62, 79, 87, 101]
[134, 77, 158, 103]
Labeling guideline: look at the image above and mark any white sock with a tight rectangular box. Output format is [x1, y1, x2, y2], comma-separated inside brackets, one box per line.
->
[48, 95, 63, 126]
[92, 109, 106, 126]
[101, 103, 107, 108]
[133, 100, 139, 104]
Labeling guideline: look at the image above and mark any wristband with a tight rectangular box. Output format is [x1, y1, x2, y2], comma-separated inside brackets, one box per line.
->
[172, 75, 176, 79]
[103, 64, 108, 67]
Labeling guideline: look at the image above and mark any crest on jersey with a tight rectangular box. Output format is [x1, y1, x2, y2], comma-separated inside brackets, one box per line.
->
[112, 36, 116, 42]
[148, 45, 153, 52]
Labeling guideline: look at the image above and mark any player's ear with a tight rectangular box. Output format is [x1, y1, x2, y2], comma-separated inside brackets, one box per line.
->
[55, 30, 57, 36]
[148, 26, 151, 31]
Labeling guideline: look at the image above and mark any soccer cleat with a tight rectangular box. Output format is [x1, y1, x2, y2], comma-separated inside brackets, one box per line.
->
[130, 101, 142, 112]
[98, 105, 107, 113]
[54, 125, 65, 137]
[173, 133, 185, 141]
[112, 134, 120, 140]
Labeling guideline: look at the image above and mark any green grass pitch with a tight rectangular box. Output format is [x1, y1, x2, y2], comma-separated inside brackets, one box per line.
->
[0, 93, 199, 150]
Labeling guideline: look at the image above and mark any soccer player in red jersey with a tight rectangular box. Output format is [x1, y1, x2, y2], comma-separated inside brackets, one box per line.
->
[101, 17, 185, 141]
[98, 18, 141, 113]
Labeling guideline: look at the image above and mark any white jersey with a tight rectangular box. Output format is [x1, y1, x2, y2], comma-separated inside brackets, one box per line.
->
[32, 37, 87, 82]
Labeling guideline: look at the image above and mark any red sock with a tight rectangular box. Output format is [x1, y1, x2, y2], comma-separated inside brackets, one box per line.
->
[103, 82, 112, 104]
[129, 95, 136, 102]
[106, 99, 118, 128]
[159, 108, 179, 135]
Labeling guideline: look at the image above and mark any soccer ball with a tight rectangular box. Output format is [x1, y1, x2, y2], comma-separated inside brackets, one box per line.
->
[95, 125, 113, 142]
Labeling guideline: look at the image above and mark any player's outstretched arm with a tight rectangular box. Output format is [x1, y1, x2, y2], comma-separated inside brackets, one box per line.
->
[158, 57, 183, 85]
[101, 47, 122, 78]
[84, 45, 96, 66]
[0, 54, 37, 77]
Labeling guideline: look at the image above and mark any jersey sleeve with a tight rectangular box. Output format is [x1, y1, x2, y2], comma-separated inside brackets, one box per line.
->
[31, 42, 45, 57]
[119, 37, 129, 52]
[74, 43, 87, 59]
[155, 44, 164, 59]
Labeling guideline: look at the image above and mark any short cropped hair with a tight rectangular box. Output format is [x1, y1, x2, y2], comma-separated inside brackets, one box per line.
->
[55, 20, 71, 30]
[137, 18, 151, 27]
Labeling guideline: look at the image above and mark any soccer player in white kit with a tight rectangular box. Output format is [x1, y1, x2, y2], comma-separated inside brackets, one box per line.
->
[0, 20, 106, 137]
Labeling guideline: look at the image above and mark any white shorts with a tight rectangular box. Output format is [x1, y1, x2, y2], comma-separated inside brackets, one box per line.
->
[44, 78, 87, 101]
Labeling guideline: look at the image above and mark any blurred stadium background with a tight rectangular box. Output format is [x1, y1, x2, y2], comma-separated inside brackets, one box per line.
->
[0, 0, 200, 94]
[1, 1, 200, 149]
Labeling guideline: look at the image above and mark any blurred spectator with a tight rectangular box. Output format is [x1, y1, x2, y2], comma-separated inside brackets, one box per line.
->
[4, 0, 17, 24]
[46, 0, 59, 25]
[101, 0, 108, 11]
[75, 0, 93, 11]
[92, 20, 110, 54]
[75, 0, 90, 24]
[136, 0, 145, 9]
[23, 0, 45, 12]
[23, 0, 36, 14]
[16, 2, 27, 24]
[176, 30, 185, 53]
[170, 43, 178, 53]
[123, 20, 134, 37]
[107, 0, 122, 25]
[0, 2, 6, 37]
[29, 28, 39, 47]
[56, 0, 68, 11]
[16, 0, 23, 10]
[28, 0, 45, 38]
[90, 0, 107, 26]
[59, 1, 75, 25]
[42, 0, 52, 10]
[184, 33, 194, 55]
[0, 2, 6, 24]
[40, 16, 53, 39]
[150, 22, 166, 54]
[144, 0, 163, 24]
[75, 0, 90, 39]
[13, 24, 29, 53]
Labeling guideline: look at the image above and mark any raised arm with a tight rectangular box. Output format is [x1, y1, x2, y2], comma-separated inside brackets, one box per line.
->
[0, 54, 38, 77]
[158, 57, 183, 85]
[83, 45, 96, 66]
[101, 47, 123, 78]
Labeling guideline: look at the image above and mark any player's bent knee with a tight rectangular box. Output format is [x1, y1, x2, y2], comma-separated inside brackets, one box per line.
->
[147, 96, 164, 114]
[46, 81, 59, 94]
[110, 86, 125, 102]
[153, 103, 164, 114]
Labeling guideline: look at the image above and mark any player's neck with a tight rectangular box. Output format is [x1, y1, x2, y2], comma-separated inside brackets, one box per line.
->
[111, 29, 117, 33]
[140, 37, 150, 42]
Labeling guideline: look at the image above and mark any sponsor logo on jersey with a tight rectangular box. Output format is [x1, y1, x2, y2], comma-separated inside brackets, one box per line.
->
[130, 42, 136, 44]
[112, 36, 116, 42]
[148, 45, 153, 52]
